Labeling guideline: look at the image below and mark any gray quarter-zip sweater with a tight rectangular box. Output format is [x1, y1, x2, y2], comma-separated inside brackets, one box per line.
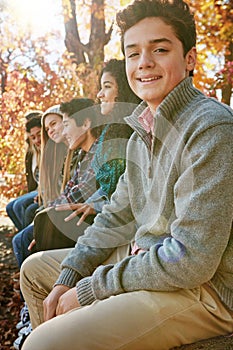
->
[56, 77, 233, 310]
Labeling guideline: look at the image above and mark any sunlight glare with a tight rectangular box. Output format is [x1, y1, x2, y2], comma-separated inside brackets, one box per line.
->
[8, 0, 61, 36]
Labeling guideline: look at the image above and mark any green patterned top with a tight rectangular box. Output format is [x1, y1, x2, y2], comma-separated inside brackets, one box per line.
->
[91, 123, 132, 198]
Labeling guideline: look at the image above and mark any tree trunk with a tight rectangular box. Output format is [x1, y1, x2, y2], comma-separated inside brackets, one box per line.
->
[221, 41, 233, 106]
[62, 0, 86, 64]
[0, 57, 7, 95]
[62, 0, 112, 68]
[87, 0, 112, 66]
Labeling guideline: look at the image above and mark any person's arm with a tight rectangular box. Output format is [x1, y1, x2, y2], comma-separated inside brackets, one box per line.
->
[52, 161, 97, 206]
[85, 187, 109, 212]
[60, 154, 129, 222]
[54, 171, 136, 288]
[55, 187, 109, 225]
[75, 123, 233, 306]
[54, 158, 127, 223]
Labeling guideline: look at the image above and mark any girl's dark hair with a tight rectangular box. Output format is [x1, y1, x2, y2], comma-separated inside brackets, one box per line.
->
[99, 59, 141, 141]
[100, 59, 141, 104]
[25, 115, 42, 133]
[116, 0, 196, 76]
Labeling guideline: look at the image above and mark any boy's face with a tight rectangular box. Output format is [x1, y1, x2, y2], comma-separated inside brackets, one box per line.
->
[62, 114, 88, 151]
[124, 17, 196, 112]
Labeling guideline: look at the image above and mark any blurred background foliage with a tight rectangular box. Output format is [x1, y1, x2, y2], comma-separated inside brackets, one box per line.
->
[0, 0, 232, 201]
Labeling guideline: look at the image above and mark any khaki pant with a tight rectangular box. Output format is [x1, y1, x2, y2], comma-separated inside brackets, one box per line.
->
[21, 249, 233, 350]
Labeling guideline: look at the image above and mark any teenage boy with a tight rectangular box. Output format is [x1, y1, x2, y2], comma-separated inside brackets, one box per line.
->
[32, 98, 102, 251]
[21, 0, 233, 349]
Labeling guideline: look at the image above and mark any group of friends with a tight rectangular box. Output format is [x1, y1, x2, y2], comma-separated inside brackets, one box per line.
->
[5, 0, 233, 349]
[7, 58, 140, 349]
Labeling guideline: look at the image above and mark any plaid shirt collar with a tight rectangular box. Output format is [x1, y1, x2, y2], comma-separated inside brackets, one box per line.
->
[138, 106, 154, 135]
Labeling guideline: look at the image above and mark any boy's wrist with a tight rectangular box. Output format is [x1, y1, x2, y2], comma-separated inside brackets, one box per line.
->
[55, 268, 82, 288]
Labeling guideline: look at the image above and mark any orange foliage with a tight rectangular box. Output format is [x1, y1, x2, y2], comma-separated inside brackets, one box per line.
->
[1, 0, 232, 202]
[1, 50, 99, 200]
[189, 0, 233, 103]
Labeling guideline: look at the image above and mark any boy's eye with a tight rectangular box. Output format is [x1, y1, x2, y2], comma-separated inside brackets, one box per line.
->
[154, 48, 168, 53]
[127, 52, 139, 58]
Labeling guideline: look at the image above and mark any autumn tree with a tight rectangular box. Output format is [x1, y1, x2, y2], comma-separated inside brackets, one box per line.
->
[60, 0, 117, 97]
[190, 0, 233, 105]
[62, 0, 113, 67]
[212, 0, 233, 105]
[0, 6, 95, 200]
[1, 0, 232, 203]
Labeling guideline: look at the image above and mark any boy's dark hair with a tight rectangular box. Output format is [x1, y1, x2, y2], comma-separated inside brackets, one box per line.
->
[100, 59, 141, 104]
[25, 111, 42, 120]
[116, 0, 196, 76]
[60, 98, 95, 125]
[25, 115, 42, 133]
[60, 98, 101, 138]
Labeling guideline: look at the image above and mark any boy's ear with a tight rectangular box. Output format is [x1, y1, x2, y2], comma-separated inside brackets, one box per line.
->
[186, 47, 196, 73]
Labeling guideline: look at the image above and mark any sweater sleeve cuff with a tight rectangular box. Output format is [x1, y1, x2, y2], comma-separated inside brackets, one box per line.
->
[85, 189, 109, 213]
[76, 277, 96, 306]
[54, 268, 82, 287]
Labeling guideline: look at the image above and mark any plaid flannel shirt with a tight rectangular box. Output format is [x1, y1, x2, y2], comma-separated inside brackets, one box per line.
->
[51, 140, 99, 206]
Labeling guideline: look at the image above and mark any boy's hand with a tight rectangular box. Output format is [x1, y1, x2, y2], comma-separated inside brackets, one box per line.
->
[43, 285, 70, 322]
[55, 203, 96, 226]
[56, 287, 80, 316]
[28, 239, 36, 251]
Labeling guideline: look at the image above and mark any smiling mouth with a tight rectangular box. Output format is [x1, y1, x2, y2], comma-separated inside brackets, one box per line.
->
[139, 76, 162, 82]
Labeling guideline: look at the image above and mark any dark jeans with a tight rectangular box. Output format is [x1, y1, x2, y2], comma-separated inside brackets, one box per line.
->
[12, 224, 35, 268]
[6, 191, 38, 231]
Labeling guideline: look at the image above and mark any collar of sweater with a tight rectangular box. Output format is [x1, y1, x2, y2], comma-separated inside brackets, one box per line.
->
[125, 77, 202, 138]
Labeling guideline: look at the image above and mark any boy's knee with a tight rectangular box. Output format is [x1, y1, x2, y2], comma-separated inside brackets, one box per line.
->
[21, 252, 41, 278]
[6, 200, 14, 213]
[12, 233, 19, 246]
[13, 200, 21, 211]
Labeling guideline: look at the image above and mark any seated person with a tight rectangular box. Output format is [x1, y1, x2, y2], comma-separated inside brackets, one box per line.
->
[33, 98, 101, 250]
[6, 112, 42, 231]
[12, 105, 68, 347]
[20, 1, 233, 349]
[34, 59, 141, 250]
[54, 58, 141, 227]
[12, 105, 67, 269]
